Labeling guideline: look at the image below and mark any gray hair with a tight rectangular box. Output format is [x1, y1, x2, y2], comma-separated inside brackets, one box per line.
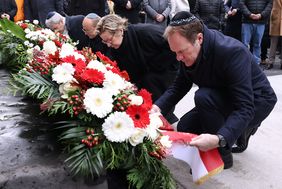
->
[45, 11, 64, 29]
[96, 14, 128, 35]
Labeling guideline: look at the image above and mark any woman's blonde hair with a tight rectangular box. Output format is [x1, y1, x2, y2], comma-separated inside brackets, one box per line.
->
[96, 14, 128, 35]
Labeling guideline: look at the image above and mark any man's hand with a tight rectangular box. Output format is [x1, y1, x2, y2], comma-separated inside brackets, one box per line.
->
[1, 13, 10, 20]
[150, 104, 161, 114]
[189, 134, 219, 151]
[156, 14, 165, 22]
[227, 9, 238, 17]
[250, 13, 262, 20]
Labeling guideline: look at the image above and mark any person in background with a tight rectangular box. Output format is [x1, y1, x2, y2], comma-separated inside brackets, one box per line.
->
[265, 0, 282, 70]
[169, 0, 190, 23]
[14, 0, 24, 22]
[66, 0, 106, 17]
[143, 0, 171, 28]
[0, 0, 17, 21]
[260, 21, 270, 68]
[194, 0, 227, 31]
[240, 0, 272, 64]
[82, 13, 111, 56]
[111, 0, 143, 24]
[24, 0, 64, 27]
[152, 11, 277, 169]
[224, 0, 242, 41]
[189, 0, 197, 13]
[96, 14, 179, 124]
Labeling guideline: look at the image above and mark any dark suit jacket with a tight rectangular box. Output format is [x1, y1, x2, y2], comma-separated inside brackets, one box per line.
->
[65, 15, 88, 50]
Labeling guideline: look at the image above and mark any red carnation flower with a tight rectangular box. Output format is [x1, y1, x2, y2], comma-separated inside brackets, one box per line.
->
[126, 105, 150, 128]
[80, 69, 105, 85]
[138, 89, 153, 110]
[96, 51, 117, 67]
[20, 23, 28, 29]
[53, 39, 62, 47]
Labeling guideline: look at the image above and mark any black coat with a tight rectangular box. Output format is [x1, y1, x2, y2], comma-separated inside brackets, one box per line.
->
[240, 0, 272, 24]
[110, 24, 179, 100]
[0, 0, 17, 21]
[194, 0, 226, 30]
[66, 0, 105, 17]
[65, 15, 88, 50]
[112, 0, 142, 24]
[155, 26, 277, 146]
[24, 0, 64, 26]
[64, 15, 110, 56]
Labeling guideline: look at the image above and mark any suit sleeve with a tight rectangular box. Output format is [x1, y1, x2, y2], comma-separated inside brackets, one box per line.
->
[217, 48, 255, 147]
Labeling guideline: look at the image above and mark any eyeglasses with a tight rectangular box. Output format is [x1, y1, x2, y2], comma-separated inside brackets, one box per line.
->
[101, 32, 115, 45]
[82, 28, 91, 33]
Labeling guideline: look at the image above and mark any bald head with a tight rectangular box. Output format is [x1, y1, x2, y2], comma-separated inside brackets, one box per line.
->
[82, 13, 101, 39]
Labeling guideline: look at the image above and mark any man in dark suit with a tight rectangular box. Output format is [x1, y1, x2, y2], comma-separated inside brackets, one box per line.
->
[45, 11, 87, 50]
[152, 11, 277, 169]
[45, 12, 110, 56]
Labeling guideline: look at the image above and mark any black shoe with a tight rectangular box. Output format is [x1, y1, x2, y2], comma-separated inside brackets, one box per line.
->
[218, 148, 233, 169]
[232, 127, 258, 153]
[265, 64, 273, 70]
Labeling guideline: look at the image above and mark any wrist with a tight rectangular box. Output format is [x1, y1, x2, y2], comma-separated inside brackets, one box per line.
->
[217, 134, 227, 147]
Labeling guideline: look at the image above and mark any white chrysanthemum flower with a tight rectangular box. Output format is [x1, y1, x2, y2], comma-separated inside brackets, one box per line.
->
[60, 43, 75, 58]
[149, 113, 163, 129]
[52, 63, 75, 84]
[24, 28, 31, 34]
[59, 82, 78, 99]
[24, 41, 30, 46]
[123, 81, 135, 90]
[33, 20, 39, 25]
[102, 112, 135, 142]
[73, 52, 85, 61]
[43, 40, 57, 55]
[129, 128, 146, 146]
[128, 94, 143, 106]
[87, 60, 107, 73]
[145, 113, 163, 141]
[103, 72, 126, 96]
[83, 88, 113, 118]
[28, 43, 34, 48]
[160, 135, 172, 148]
[34, 45, 40, 51]
[26, 48, 33, 56]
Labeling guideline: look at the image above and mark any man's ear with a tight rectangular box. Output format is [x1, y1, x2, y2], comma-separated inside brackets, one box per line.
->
[197, 33, 203, 45]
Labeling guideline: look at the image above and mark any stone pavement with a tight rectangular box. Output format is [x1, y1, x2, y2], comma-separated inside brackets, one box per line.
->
[0, 66, 281, 189]
[168, 74, 282, 189]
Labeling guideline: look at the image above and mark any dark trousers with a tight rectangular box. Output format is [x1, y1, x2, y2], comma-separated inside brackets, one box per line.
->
[177, 88, 276, 145]
[224, 13, 242, 42]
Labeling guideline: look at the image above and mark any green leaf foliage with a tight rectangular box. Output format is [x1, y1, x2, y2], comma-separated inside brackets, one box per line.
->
[0, 18, 26, 40]
[10, 69, 60, 100]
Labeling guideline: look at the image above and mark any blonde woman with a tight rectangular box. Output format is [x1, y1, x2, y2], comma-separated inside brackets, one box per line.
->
[96, 14, 179, 124]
